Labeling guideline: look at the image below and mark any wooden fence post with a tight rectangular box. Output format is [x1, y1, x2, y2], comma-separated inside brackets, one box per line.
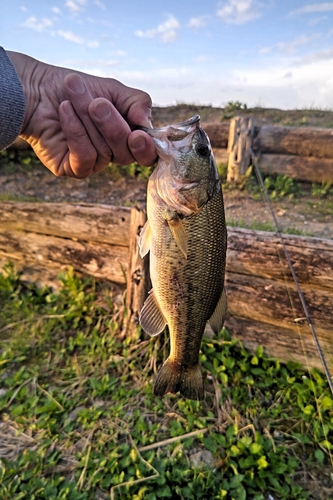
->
[124, 207, 151, 334]
[227, 116, 255, 182]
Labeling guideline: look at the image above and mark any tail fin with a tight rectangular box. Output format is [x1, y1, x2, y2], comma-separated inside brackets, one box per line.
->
[153, 358, 204, 400]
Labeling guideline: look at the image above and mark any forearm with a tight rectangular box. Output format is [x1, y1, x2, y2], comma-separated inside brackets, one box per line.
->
[0, 48, 26, 150]
[6, 51, 47, 141]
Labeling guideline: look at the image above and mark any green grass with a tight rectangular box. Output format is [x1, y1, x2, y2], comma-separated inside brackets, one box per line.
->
[0, 193, 44, 203]
[0, 149, 44, 174]
[221, 101, 248, 121]
[311, 182, 333, 199]
[301, 198, 333, 222]
[106, 162, 153, 182]
[0, 264, 333, 499]
[226, 217, 314, 237]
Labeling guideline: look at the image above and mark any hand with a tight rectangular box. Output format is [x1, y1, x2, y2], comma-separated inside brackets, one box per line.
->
[8, 51, 156, 178]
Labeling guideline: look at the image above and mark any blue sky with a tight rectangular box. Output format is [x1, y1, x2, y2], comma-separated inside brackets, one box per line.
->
[2, 1, 333, 109]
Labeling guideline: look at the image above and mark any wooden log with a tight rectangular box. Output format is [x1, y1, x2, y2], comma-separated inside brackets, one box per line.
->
[259, 153, 333, 183]
[227, 116, 254, 182]
[202, 122, 230, 149]
[224, 315, 333, 371]
[0, 257, 70, 291]
[225, 272, 333, 339]
[0, 229, 128, 284]
[1, 202, 332, 291]
[227, 228, 333, 291]
[7, 123, 229, 152]
[126, 207, 151, 323]
[212, 148, 228, 165]
[225, 228, 333, 372]
[0, 202, 131, 247]
[255, 124, 333, 159]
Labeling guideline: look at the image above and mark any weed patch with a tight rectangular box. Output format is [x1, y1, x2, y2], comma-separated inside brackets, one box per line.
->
[0, 264, 332, 499]
[245, 172, 301, 201]
[106, 162, 153, 182]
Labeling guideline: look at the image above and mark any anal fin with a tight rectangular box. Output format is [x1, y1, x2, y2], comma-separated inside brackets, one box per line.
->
[208, 288, 228, 335]
[139, 290, 166, 337]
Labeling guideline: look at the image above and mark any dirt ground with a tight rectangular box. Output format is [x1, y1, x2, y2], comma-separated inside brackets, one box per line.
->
[0, 162, 331, 241]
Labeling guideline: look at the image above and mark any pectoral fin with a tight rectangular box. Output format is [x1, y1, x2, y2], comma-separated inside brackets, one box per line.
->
[139, 290, 167, 337]
[138, 220, 152, 258]
[208, 288, 228, 335]
[167, 217, 188, 259]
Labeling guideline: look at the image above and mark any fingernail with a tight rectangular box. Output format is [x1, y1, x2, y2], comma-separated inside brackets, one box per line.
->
[68, 74, 85, 95]
[131, 135, 146, 151]
[93, 101, 111, 120]
[61, 100, 73, 116]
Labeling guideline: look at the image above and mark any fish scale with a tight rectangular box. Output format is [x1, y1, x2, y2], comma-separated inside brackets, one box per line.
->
[138, 115, 227, 400]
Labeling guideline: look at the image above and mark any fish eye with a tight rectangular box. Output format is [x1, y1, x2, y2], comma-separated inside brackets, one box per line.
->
[196, 143, 209, 157]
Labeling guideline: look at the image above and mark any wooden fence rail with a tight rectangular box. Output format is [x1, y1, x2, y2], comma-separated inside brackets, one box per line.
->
[1, 201, 332, 371]
[189, 119, 333, 184]
[10, 119, 333, 184]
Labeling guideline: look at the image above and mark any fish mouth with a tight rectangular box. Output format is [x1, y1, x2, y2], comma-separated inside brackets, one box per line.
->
[136, 114, 201, 137]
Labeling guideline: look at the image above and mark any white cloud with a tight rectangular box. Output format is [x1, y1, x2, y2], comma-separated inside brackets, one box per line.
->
[193, 54, 213, 62]
[87, 40, 100, 48]
[276, 34, 319, 54]
[295, 48, 333, 66]
[57, 29, 99, 48]
[94, 0, 106, 10]
[65, 0, 86, 14]
[60, 57, 333, 109]
[308, 15, 328, 26]
[22, 17, 53, 32]
[289, 2, 333, 16]
[217, 0, 261, 24]
[259, 46, 271, 54]
[58, 30, 83, 44]
[52, 7, 61, 14]
[187, 16, 208, 28]
[226, 63, 329, 109]
[63, 59, 120, 74]
[260, 34, 319, 55]
[135, 14, 180, 43]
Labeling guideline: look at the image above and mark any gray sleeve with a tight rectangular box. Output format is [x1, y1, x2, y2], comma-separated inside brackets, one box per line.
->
[0, 47, 25, 151]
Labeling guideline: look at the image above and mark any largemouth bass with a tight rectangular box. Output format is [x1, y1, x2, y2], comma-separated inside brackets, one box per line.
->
[139, 115, 227, 400]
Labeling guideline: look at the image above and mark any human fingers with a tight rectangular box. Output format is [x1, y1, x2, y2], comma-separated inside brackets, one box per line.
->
[102, 82, 155, 164]
[128, 130, 157, 166]
[64, 73, 113, 172]
[109, 80, 153, 129]
[89, 98, 137, 165]
[58, 100, 98, 178]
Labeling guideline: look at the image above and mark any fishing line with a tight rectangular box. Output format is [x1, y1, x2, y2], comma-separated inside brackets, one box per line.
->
[249, 148, 333, 396]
